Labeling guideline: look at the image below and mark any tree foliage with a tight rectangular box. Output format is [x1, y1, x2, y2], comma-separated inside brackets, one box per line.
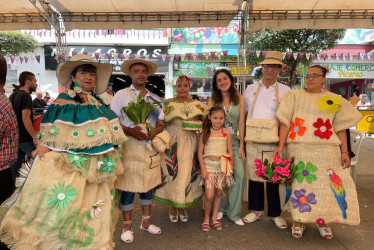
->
[0, 31, 39, 56]
[247, 29, 346, 85]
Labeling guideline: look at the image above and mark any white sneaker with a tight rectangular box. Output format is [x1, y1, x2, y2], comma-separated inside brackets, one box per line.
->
[217, 212, 224, 220]
[234, 219, 244, 226]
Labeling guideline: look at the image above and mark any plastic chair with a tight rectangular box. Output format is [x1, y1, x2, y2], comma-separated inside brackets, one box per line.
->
[349, 129, 363, 185]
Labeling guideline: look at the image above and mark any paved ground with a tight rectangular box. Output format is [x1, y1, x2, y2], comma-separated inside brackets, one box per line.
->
[113, 136, 374, 250]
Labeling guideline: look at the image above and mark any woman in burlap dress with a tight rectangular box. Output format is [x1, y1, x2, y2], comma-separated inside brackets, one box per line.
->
[208, 69, 246, 226]
[154, 75, 205, 223]
[0, 54, 127, 249]
[274, 65, 363, 239]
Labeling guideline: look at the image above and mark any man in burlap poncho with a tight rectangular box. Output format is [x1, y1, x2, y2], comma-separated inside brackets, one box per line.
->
[243, 51, 291, 229]
[111, 58, 164, 244]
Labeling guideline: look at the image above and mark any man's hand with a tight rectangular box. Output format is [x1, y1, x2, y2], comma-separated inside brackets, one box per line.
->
[32, 145, 51, 160]
[127, 126, 149, 140]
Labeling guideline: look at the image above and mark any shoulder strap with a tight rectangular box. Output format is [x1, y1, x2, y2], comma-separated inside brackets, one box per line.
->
[248, 82, 279, 119]
[125, 88, 137, 102]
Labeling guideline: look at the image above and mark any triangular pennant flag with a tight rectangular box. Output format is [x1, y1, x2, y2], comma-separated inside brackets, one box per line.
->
[256, 50, 261, 57]
[95, 52, 100, 60]
[223, 51, 228, 59]
[24, 56, 29, 63]
[360, 53, 365, 60]
[211, 52, 216, 59]
[175, 54, 180, 61]
[72, 51, 77, 57]
[282, 52, 286, 59]
[316, 54, 321, 60]
[216, 51, 221, 59]
[262, 51, 267, 59]
[124, 54, 129, 60]
[248, 50, 254, 57]
[162, 54, 167, 62]
[113, 53, 118, 60]
[327, 54, 331, 60]
[20, 57, 24, 64]
[35, 55, 40, 63]
[311, 54, 316, 60]
[299, 52, 304, 60]
[198, 53, 204, 60]
[100, 53, 105, 60]
[181, 54, 186, 61]
[169, 54, 175, 62]
[130, 54, 135, 59]
[287, 52, 292, 60]
[293, 52, 298, 60]
[186, 53, 192, 61]
[305, 53, 310, 60]
[10, 57, 15, 64]
[119, 54, 125, 61]
[157, 55, 161, 62]
[145, 54, 150, 60]
[31, 57, 35, 63]
[107, 53, 112, 60]
[204, 52, 209, 60]
[192, 53, 197, 61]
[166, 55, 171, 62]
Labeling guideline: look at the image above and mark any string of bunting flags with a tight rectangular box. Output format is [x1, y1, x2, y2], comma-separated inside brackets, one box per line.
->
[5, 50, 374, 65]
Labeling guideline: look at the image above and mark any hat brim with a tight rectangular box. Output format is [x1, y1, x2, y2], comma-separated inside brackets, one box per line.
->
[259, 59, 286, 69]
[57, 60, 113, 95]
[120, 59, 157, 76]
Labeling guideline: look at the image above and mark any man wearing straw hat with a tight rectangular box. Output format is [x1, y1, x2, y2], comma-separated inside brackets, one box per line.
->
[243, 51, 291, 229]
[111, 58, 164, 243]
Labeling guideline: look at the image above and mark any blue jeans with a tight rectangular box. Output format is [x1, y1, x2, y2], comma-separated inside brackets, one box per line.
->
[10, 141, 35, 183]
[120, 190, 153, 211]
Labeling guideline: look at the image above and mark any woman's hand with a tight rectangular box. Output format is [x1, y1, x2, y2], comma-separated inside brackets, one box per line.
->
[273, 147, 283, 157]
[127, 126, 149, 140]
[341, 152, 351, 169]
[200, 167, 207, 180]
[239, 146, 246, 163]
[32, 145, 51, 160]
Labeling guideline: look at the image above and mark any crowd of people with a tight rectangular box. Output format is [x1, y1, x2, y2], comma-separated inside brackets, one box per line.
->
[0, 51, 363, 249]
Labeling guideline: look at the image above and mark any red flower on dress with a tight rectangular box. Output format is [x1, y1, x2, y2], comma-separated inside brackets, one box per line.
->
[289, 117, 307, 140]
[313, 118, 333, 139]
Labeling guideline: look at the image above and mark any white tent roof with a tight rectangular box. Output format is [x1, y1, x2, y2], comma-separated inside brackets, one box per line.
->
[0, 0, 372, 31]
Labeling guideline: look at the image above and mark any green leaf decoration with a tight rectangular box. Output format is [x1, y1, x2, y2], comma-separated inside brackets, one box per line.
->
[306, 174, 317, 184]
[295, 172, 304, 183]
[68, 154, 89, 169]
[296, 161, 305, 171]
[306, 162, 318, 172]
[47, 182, 77, 210]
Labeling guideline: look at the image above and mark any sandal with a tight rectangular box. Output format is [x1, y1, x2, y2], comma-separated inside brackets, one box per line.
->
[272, 216, 287, 229]
[140, 215, 161, 234]
[178, 209, 188, 223]
[169, 208, 178, 223]
[211, 221, 223, 231]
[243, 211, 262, 223]
[201, 223, 210, 232]
[317, 225, 334, 239]
[120, 220, 134, 243]
[291, 223, 306, 238]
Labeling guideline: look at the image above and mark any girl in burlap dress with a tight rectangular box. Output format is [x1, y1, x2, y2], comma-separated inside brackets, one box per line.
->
[274, 65, 363, 239]
[154, 75, 205, 223]
[198, 106, 233, 232]
[0, 55, 127, 249]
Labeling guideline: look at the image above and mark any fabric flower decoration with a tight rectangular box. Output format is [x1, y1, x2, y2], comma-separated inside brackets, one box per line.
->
[274, 164, 291, 177]
[69, 153, 88, 169]
[102, 156, 117, 172]
[71, 131, 79, 138]
[289, 117, 307, 140]
[313, 118, 333, 139]
[295, 161, 318, 184]
[195, 104, 205, 112]
[90, 200, 105, 219]
[316, 218, 326, 226]
[47, 182, 77, 210]
[98, 127, 106, 136]
[291, 189, 317, 212]
[49, 125, 59, 137]
[86, 128, 96, 137]
[164, 105, 175, 115]
[317, 96, 342, 114]
[35, 132, 43, 140]
[112, 124, 120, 133]
[270, 175, 281, 182]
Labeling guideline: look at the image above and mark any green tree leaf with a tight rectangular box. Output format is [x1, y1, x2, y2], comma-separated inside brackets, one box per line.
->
[0, 31, 38, 56]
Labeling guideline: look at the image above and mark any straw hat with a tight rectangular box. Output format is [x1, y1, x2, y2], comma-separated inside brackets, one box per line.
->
[258, 51, 286, 68]
[120, 58, 157, 76]
[56, 54, 113, 95]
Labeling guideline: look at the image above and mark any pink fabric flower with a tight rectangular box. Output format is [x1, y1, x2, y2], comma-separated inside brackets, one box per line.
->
[274, 165, 290, 177]
[316, 218, 325, 225]
[254, 158, 263, 168]
[270, 175, 281, 182]
[273, 156, 282, 164]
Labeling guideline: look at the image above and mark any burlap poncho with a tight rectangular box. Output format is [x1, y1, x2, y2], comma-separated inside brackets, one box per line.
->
[0, 93, 127, 249]
[276, 89, 363, 225]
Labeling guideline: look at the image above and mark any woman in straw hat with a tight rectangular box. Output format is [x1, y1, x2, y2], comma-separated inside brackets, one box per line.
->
[274, 65, 362, 239]
[208, 68, 246, 226]
[0, 54, 127, 249]
[153, 74, 205, 223]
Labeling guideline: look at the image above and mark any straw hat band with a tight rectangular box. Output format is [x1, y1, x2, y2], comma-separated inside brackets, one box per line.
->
[263, 57, 283, 63]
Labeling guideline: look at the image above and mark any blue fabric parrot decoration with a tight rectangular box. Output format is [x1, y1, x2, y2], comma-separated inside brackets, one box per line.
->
[327, 169, 347, 220]
[284, 179, 292, 206]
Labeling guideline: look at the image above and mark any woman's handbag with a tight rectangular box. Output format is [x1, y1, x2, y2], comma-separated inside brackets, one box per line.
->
[244, 83, 280, 143]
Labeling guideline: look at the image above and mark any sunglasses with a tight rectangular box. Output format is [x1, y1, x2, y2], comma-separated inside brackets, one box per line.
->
[305, 74, 323, 80]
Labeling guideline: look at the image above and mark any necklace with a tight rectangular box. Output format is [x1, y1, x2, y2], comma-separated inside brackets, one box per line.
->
[211, 126, 220, 130]
[175, 95, 191, 102]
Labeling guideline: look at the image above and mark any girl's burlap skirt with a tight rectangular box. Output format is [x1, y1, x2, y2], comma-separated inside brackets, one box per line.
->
[245, 141, 278, 182]
[154, 121, 202, 208]
[286, 143, 360, 225]
[0, 150, 123, 250]
[115, 136, 161, 193]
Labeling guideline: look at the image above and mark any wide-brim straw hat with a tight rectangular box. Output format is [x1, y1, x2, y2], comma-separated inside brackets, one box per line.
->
[57, 54, 113, 95]
[258, 51, 286, 68]
[120, 58, 157, 76]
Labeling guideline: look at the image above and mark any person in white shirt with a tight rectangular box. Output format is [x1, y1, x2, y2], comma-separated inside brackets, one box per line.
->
[243, 51, 291, 229]
[111, 58, 164, 244]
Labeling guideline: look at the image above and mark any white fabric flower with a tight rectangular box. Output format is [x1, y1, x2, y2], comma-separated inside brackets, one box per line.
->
[90, 200, 105, 218]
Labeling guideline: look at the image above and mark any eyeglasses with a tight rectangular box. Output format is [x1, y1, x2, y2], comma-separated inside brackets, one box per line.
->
[263, 64, 281, 70]
[305, 74, 323, 80]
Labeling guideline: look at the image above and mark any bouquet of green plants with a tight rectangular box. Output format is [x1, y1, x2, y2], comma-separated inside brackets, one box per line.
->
[121, 93, 159, 137]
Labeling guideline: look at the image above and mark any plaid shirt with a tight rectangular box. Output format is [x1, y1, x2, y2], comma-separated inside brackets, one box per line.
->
[0, 89, 19, 171]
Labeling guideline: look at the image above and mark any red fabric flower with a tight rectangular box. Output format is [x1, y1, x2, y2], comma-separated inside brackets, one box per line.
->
[313, 118, 333, 139]
[289, 117, 307, 140]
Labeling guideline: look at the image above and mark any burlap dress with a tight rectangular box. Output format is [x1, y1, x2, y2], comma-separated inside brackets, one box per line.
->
[0, 93, 127, 249]
[276, 89, 363, 225]
[153, 99, 205, 208]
